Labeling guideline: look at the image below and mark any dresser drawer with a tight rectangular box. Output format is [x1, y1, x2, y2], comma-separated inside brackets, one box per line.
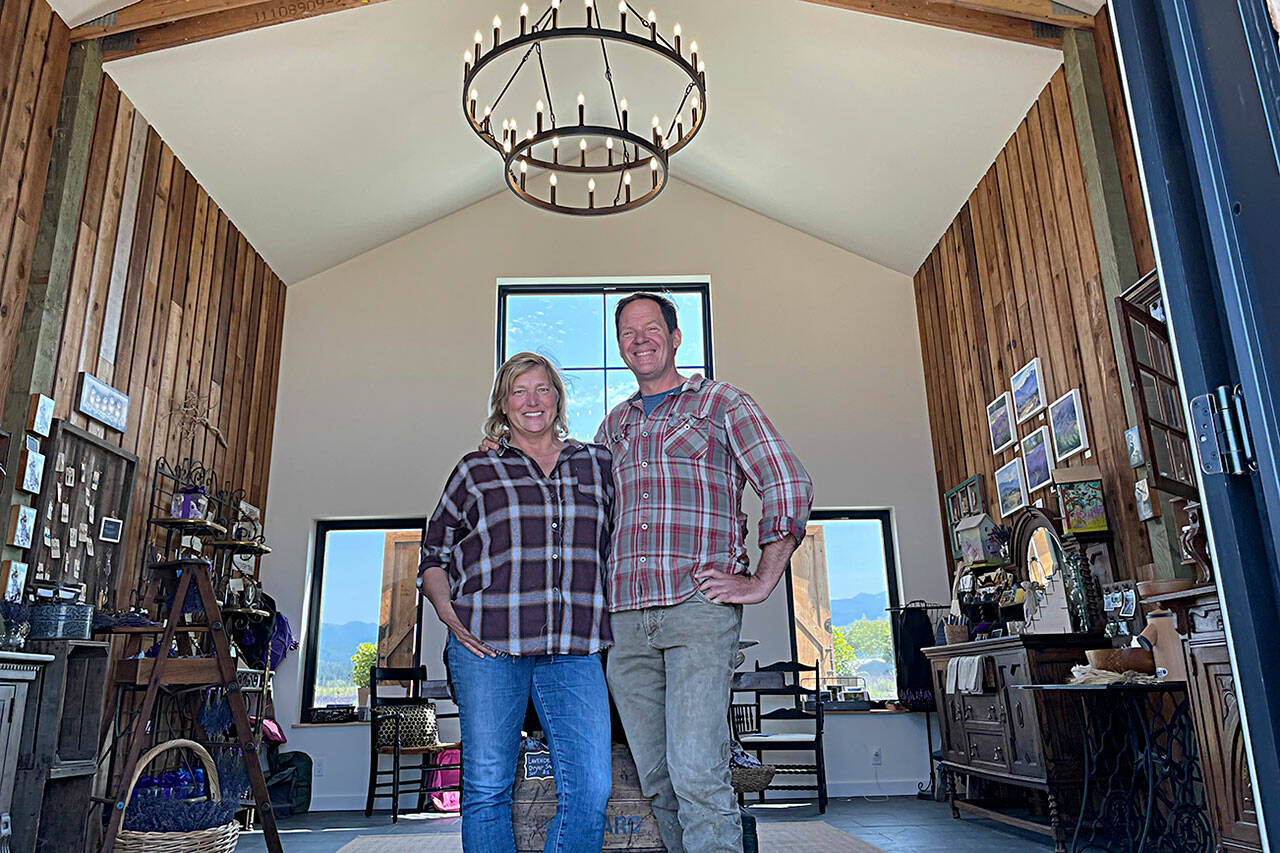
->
[964, 728, 1010, 772]
[962, 693, 1006, 726]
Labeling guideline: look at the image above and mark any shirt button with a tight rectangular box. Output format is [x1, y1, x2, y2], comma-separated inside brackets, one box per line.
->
[641, 461, 648, 468]
[551, 522, 558, 528]
[642, 431, 648, 437]
[552, 554, 559, 560]
[640, 556, 646, 563]
[642, 492, 649, 499]
[641, 523, 648, 530]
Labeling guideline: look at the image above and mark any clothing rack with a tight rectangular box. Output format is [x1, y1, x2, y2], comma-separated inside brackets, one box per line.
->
[885, 598, 948, 800]
[885, 599, 950, 613]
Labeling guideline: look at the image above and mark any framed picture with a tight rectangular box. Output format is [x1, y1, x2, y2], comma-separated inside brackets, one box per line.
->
[987, 392, 1017, 455]
[1124, 425, 1145, 467]
[1049, 388, 1090, 461]
[26, 393, 54, 437]
[8, 504, 36, 549]
[942, 475, 984, 559]
[19, 449, 45, 494]
[76, 373, 130, 433]
[1021, 427, 1055, 492]
[1, 560, 28, 602]
[964, 478, 984, 516]
[994, 457, 1029, 519]
[1011, 357, 1047, 423]
[99, 516, 124, 543]
[1134, 478, 1160, 521]
[1054, 467, 1109, 533]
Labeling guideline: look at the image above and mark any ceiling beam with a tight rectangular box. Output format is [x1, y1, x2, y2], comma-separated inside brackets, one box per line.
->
[797, 0, 1068, 49]
[96, 0, 392, 60]
[942, 0, 1093, 29]
[72, 1, 267, 43]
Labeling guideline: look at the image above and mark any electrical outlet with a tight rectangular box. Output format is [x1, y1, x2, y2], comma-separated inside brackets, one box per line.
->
[871, 747, 883, 766]
[315, 757, 326, 777]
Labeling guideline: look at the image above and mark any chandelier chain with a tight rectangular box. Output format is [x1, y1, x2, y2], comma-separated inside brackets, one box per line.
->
[536, 43, 558, 128]
[597, 38, 632, 164]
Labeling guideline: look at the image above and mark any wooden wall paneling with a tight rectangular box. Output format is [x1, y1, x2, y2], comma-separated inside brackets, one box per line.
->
[0, 1, 65, 403]
[1008, 119, 1054, 388]
[50, 73, 115, 418]
[914, 268, 944, 492]
[1091, 8, 1155, 275]
[147, 169, 196, 461]
[79, 83, 134, 382]
[948, 216, 987, 482]
[96, 104, 147, 379]
[258, 278, 285, 509]
[197, 211, 228, 467]
[0, 2, 37, 138]
[244, 265, 271, 492]
[109, 128, 159, 404]
[164, 182, 206, 462]
[919, 253, 951, 494]
[937, 228, 972, 482]
[958, 204, 995, 412]
[993, 149, 1031, 371]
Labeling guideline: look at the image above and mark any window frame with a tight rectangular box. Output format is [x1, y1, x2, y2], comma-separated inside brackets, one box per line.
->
[496, 281, 715, 411]
[299, 516, 425, 723]
[784, 508, 903, 701]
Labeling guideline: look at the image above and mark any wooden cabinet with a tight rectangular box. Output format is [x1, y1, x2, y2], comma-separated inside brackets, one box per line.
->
[925, 634, 1106, 853]
[1169, 590, 1263, 852]
[0, 652, 53, 849]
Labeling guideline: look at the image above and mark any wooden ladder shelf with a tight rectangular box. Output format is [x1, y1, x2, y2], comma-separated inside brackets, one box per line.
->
[96, 560, 283, 853]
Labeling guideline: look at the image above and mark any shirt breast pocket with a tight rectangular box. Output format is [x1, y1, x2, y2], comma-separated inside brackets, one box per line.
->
[663, 415, 711, 460]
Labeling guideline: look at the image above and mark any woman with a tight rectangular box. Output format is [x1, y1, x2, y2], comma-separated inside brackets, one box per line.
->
[418, 352, 615, 853]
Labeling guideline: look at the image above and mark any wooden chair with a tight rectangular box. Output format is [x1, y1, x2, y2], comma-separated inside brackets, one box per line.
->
[730, 660, 827, 813]
[364, 665, 461, 822]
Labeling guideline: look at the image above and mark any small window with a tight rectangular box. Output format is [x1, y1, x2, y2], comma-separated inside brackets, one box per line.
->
[786, 510, 902, 701]
[300, 518, 424, 721]
[498, 283, 713, 441]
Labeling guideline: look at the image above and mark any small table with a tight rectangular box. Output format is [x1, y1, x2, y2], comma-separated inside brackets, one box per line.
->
[1018, 683, 1212, 853]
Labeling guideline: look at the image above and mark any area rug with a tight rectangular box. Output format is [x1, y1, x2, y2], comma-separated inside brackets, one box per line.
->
[337, 822, 883, 852]
[757, 821, 886, 852]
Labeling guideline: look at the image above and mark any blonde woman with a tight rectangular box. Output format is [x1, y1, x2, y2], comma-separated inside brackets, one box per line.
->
[418, 352, 615, 853]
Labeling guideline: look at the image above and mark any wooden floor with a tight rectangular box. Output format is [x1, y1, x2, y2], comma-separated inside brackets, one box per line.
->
[237, 796, 1054, 853]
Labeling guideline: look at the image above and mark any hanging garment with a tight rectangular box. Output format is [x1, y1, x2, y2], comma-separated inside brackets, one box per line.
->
[894, 607, 939, 710]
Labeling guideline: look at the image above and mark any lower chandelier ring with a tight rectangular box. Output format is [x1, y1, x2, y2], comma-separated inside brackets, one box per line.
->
[503, 125, 670, 215]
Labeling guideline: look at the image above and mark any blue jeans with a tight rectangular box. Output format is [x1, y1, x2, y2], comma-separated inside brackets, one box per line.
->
[447, 636, 612, 853]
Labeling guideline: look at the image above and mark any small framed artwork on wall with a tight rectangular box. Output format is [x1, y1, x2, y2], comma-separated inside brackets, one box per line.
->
[27, 394, 54, 437]
[1021, 426, 1055, 492]
[994, 457, 1029, 519]
[987, 392, 1017, 455]
[1011, 357, 1047, 423]
[18, 448, 44, 494]
[1, 560, 28, 602]
[7, 504, 36, 549]
[76, 373, 130, 433]
[1049, 388, 1090, 461]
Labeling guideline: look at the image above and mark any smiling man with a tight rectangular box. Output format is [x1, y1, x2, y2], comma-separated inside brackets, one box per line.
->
[597, 293, 813, 853]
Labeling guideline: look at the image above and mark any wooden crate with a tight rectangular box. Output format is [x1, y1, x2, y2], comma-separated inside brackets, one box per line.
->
[512, 744, 664, 852]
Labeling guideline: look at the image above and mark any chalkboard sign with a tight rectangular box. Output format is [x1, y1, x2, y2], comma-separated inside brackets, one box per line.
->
[523, 750, 554, 780]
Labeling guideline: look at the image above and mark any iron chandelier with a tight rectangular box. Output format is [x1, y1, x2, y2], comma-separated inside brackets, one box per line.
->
[461, 1, 707, 215]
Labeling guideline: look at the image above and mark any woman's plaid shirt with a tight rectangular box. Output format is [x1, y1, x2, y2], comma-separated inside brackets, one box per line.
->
[418, 439, 615, 655]
[594, 374, 813, 612]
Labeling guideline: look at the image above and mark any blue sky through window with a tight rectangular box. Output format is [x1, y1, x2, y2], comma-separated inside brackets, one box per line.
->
[503, 288, 710, 441]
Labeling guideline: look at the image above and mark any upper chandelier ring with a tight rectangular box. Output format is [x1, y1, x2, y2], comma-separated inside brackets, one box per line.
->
[461, 2, 708, 216]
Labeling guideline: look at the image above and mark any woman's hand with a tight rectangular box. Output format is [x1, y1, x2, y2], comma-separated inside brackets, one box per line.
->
[420, 566, 497, 658]
[477, 437, 499, 453]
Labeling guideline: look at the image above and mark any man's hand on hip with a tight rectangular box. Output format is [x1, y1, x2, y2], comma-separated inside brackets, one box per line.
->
[693, 567, 771, 605]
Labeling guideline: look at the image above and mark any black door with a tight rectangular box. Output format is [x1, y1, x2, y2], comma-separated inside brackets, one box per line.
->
[1111, 0, 1280, 846]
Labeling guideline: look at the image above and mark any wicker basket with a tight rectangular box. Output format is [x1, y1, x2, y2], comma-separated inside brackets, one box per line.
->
[731, 763, 777, 794]
[944, 624, 970, 644]
[115, 738, 240, 853]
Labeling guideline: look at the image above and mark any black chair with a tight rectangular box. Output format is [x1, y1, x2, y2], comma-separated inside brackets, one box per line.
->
[364, 665, 461, 822]
[730, 660, 827, 813]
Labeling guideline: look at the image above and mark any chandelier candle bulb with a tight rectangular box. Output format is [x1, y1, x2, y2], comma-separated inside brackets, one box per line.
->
[650, 157, 658, 187]
[520, 159, 527, 189]
[474, 29, 483, 59]
[619, 1, 626, 30]
[580, 137, 588, 166]
[673, 23, 681, 54]
[578, 92, 586, 124]
[552, 135, 560, 163]
[691, 94, 699, 125]
[493, 15, 501, 46]
[621, 98, 629, 130]
[552, 0, 559, 27]
[469, 89, 478, 115]
[624, 170, 632, 201]
[606, 137, 614, 165]
[520, 3, 528, 34]
[549, 172, 557, 203]
[648, 9, 656, 39]
[536, 99, 544, 133]
[464, 50, 472, 74]
[677, 118, 683, 139]
[690, 40, 698, 68]
[586, 0, 593, 27]
[588, 177, 596, 207]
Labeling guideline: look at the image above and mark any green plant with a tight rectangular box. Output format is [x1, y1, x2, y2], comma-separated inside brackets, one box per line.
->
[350, 643, 378, 688]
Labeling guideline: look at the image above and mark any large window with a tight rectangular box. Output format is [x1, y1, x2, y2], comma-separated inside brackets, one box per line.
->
[301, 518, 423, 721]
[786, 510, 902, 701]
[498, 282, 713, 441]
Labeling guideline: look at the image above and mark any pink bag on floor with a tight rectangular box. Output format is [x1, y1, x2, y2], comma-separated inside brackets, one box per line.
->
[430, 749, 461, 811]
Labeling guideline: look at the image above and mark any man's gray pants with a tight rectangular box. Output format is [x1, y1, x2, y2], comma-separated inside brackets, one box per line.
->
[607, 592, 743, 853]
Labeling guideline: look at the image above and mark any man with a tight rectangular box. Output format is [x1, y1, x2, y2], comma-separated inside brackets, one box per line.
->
[597, 293, 813, 852]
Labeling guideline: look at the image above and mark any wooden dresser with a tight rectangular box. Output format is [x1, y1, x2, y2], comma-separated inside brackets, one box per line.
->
[0, 652, 53, 852]
[1144, 586, 1262, 852]
[924, 634, 1106, 853]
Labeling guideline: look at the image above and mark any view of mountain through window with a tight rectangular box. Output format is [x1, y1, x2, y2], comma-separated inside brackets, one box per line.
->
[789, 512, 901, 700]
[501, 286, 711, 442]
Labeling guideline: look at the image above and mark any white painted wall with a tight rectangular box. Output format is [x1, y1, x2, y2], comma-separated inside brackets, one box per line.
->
[263, 178, 950, 809]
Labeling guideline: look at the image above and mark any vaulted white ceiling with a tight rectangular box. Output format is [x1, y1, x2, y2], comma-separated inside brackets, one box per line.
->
[47, 0, 130, 27]
[104, 0, 1062, 283]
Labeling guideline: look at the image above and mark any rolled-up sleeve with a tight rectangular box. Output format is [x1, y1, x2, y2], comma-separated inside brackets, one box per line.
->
[419, 462, 471, 585]
[723, 392, 813, 546]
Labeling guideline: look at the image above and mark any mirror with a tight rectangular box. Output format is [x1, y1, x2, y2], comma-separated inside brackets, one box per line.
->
[1027, 526, 1064, 587]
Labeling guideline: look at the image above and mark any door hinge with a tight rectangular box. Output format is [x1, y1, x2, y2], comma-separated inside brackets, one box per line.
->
[1190, 384, 1257, 476]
